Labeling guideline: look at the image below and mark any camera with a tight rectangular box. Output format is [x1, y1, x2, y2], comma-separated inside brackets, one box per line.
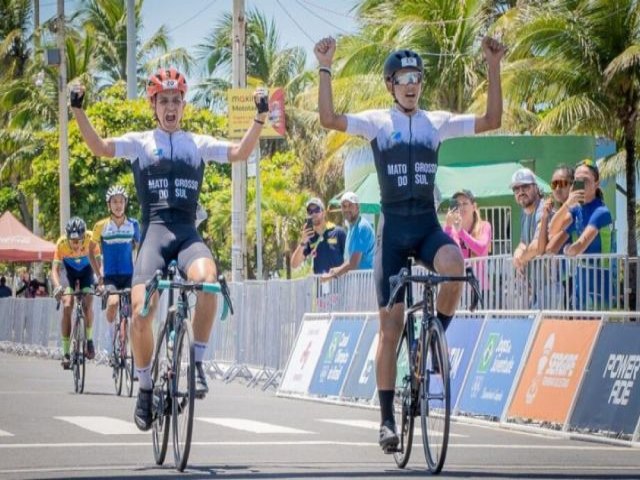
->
[449, 202, 459, 212]
[305, 217, 313, 230]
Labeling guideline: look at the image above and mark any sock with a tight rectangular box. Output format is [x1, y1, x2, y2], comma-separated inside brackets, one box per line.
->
[107, 323, 116, 354]
[378, 389, 395, 426]
[194, 341, 207, 363]
[437, 311, 454, 331]
[62, 337, 70, 355]
[135, 364, 153, 390]
[86, 326, 93, 341]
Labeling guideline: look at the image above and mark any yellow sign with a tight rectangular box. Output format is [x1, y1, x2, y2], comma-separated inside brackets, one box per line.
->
[227, 88, 285, 139]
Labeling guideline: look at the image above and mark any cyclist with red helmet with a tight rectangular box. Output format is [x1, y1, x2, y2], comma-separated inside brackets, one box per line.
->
[71, 67, 268, 431]
[314, 36, 506, 451]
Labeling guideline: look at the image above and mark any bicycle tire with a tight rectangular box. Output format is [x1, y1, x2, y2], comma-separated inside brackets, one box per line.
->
[152, 320, 170, 466]
[72, 309, 86, 394]
[420, 318, 451, 474]
[393, 329, 416, 468]
[125, 321, 135, 398]
[113, 318, 124, 396]
[172, 319, 195, 472]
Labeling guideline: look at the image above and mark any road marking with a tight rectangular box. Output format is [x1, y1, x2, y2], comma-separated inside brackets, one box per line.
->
[318, 419, 466, 437]
[198, 418, 313, 434]
[0, 429, 13, 437]
[55, 416, 144, 435]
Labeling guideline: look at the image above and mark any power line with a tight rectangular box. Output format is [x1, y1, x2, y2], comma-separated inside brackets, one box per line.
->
[167, 0, 218, 34]
[294, 0, 352, 35]
[274, 0, 316, 44]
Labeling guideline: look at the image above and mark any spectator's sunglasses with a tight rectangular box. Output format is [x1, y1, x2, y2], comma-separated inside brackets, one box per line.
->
[393, 71, 423, 86]
[551, 179, 571, 190]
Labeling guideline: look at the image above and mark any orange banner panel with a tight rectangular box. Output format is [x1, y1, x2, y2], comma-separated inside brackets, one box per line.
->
[508, 319, 600, 424]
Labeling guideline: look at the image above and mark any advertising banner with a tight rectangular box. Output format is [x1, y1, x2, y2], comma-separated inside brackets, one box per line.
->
[457, 316, 535, 418]
[569, 322, 640, 435]
[278, 315, 331, 395]
[228, 87, 285, 139]
[341, 315, 379, 401]
[446, 316, 484, 409]
[508, 319, 600, 424]
[309, 315, 366, 397]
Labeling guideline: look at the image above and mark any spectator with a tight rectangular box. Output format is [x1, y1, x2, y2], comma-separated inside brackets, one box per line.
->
[0, 276, 12, 298]
[291, 198, 346, 274]
[539, 165, 575, 255]
[322, 192, 375, 281]
[511, 168, 545, 271]
[443, 189, 492, 258]
[15, 267, 39, 298]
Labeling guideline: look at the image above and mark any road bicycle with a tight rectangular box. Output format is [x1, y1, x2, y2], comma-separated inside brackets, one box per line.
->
[102, 288, 135, 397]
[140, 261, 233, 472]
[386, 262, 481, 474]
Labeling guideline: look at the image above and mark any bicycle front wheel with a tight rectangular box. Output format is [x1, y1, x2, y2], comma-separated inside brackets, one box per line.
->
[113, 320, 124, 396]
[72, 312, 86, 394]
[420, 318, 451, 474]
[393, 329, 415, 468]
[152, 321, 170, 466]
[172, 320, 195, 472]
[122, 317, 135, 397]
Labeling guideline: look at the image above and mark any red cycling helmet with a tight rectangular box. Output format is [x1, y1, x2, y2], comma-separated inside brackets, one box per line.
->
[146, 67, 188, 99]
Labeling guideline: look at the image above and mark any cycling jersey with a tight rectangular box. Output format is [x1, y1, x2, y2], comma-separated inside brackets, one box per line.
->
[345, 107, 474, 215]
[92, 217, 141, 276]
[112, 129, 230, 225]
[53, 233, 98, 272]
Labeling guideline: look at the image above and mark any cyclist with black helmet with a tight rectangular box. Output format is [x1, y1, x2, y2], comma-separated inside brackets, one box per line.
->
[70, 67, 268, 431]
[89, 185, 140, 364]
[314, 36, 506, 451]
[52, 217, 100, 369]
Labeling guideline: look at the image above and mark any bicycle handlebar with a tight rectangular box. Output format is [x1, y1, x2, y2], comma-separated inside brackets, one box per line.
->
[386, 266, 482, 312]
[55, 289, 97, 311]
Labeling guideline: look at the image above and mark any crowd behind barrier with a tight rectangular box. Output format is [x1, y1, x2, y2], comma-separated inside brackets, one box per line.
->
[0, 253, 638, 385]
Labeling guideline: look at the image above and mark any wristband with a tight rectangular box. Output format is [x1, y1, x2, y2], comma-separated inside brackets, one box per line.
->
[254, 118, 265, 125]
[319, 67, 332, 76]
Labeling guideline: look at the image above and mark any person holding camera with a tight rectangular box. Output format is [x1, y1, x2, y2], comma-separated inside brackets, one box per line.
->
[291, 198, 346, 274]
[70, 67, 268, 431]
[444, 189, 492, 259]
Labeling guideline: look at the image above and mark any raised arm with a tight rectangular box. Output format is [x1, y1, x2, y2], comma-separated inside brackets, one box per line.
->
[70, 85, 116, 158]
[228, 89, 269, 162]
[315, 37, 348, 132]
[475, 37, 506, 134]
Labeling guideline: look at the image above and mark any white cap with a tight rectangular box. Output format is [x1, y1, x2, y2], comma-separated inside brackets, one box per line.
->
[340, 191, 359, 205]
[510, 168, 537, 189]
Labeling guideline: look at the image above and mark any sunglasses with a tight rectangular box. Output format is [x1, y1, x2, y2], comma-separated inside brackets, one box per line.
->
[307, 207, 322, 215]
[392, 71, 423, 86]
[512, 184, 533, 194]
[551, 179, 571, 190]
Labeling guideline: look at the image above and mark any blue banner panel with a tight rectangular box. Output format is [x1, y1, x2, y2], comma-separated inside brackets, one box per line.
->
[569, 323, 640, 435]
[309, 315, 366, 397]
[341, 316, 379, 400]
[458, 317, 534, 418]
[446, 316, 484, 409]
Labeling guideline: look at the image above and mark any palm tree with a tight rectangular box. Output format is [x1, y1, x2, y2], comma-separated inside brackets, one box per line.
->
[0, 0, 31, 82]
[501, 0, 639, 262]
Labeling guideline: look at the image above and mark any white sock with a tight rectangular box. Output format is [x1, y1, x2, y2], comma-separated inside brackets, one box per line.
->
[135, 364, 153, 390]
[194, 341, 207, 364]
[107, 322, 116, 353]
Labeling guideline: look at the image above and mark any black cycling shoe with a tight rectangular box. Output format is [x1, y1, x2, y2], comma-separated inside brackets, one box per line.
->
[134, 388, 154, 431]
[85, 340, 95, 360]
[195, 362, 209, 399]
[378, 422, 400, 453]
[61, 354, 71, 370]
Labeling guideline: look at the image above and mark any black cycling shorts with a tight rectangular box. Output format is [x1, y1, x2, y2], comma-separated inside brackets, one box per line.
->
[63, 265, 95, 292]
[132, 223, 213, 286]
[374, 210, 456, 308]
[104, 275, 132, 290]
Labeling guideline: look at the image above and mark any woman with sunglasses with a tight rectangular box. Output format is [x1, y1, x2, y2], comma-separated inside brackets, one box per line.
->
[538, 165, 574, 255]
[313, 35, 506, 452]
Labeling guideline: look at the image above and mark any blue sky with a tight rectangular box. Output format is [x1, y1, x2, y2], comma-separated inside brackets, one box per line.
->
[39, 0, 359, 78]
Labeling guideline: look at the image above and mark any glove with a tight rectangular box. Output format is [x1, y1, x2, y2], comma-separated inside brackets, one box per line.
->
[255, 88, 269, 114]
[53, 286, 64, 301]
[70, 87, 85, 109]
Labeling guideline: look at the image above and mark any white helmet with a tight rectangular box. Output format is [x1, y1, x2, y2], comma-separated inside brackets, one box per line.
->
[105, 185, 128, 203]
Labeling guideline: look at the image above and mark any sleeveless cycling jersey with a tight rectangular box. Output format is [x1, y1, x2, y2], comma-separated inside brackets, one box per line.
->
[92, 216, 141, 276]
[345, 107, 475, 215]
[113, 129, 230, 225]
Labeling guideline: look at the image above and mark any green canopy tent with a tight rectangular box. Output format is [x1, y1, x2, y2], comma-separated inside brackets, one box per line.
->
[329, 162, 552, 213]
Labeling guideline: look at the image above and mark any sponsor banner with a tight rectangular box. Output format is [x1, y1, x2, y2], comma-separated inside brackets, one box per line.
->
[228, 87, 285, 139]
[569, 323, 640, 434]
[446, 316, 484, 409]
[508, 318, 600, 424]
[341, 315, 379, 401]
[278, 315, 331, 395]
[457, 316, 534, 418]
[309, 315, 366, 397]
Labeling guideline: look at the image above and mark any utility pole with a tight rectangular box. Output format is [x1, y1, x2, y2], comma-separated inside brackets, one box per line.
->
[231, 0, 247, 281]
[126, 0, 136, 99]
[57, 0, 70, 234]
[33, 0, 40, 237]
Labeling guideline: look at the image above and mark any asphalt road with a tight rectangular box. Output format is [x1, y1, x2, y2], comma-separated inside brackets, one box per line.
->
[0, 352, 638, 480]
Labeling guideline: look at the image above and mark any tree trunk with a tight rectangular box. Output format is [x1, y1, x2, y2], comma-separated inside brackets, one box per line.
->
[17, 190, 32, 230]
[623, 124, 637, 310]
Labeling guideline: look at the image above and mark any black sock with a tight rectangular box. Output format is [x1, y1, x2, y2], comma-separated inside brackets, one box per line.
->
[378, 389, 395, 426]
[437, 311, 453, 331]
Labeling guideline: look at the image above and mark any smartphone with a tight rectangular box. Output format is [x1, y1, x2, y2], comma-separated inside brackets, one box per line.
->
[572, 179, 585, 191]
[449, 202, 459, 212]
[305, 217, 313, 230]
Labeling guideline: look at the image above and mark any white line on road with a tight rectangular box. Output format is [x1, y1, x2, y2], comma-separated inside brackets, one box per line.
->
[318, 419, 466, 437]
[198, 417, 313, 434]
[0, 429, 13, 437]
[55, 416, 145, 435]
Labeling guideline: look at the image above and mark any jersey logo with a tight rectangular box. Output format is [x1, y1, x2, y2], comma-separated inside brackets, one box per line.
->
[153, 148, 164, 157]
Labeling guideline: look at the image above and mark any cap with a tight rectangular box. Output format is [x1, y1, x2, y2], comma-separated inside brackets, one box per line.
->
[510, 168, 537, 189]
[340, 191, 359, 205]
[305, 197, 325, 210]
[451, 189, 475, 202]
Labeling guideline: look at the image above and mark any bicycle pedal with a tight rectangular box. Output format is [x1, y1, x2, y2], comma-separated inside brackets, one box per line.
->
[382, 445, 401, 454]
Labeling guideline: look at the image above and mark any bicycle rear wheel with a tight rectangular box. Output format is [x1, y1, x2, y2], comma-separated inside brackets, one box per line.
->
[152, 322, 170, 465]
[420, 318, 451, 474]
[393, 329, 415, 468]
[172, 319, 195, 472]
[72, 312, 86, 394]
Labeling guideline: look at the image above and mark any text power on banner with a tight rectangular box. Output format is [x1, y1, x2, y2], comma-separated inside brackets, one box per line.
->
[228, 87, 285, 139]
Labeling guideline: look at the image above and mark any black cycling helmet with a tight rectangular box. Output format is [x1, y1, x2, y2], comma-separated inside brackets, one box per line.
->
[383, 49, 424, 81]
[65, 216, 86, 240]
[105, 185, 128, 203]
